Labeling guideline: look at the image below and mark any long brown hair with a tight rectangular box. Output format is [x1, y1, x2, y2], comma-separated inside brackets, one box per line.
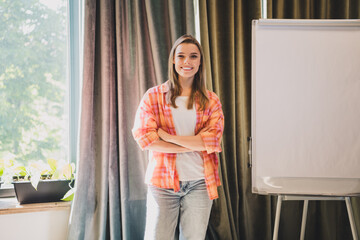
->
[168, 34, 208, 111]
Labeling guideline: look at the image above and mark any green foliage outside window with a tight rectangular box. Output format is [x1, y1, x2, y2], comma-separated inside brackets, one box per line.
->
[0, 0, 68, 165]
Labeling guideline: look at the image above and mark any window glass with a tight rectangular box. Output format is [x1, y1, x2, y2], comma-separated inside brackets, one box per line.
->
[0, 0, 69, 186]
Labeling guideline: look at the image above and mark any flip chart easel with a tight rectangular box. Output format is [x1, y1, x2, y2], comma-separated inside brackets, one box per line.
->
[251, 18, 360, 240]
[272, 195, 359, 240]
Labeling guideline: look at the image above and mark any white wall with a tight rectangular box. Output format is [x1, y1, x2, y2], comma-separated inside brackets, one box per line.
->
[0, 208, 70, 240]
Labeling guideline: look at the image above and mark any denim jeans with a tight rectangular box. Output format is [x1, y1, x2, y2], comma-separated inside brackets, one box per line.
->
[144, 179, 213, 240]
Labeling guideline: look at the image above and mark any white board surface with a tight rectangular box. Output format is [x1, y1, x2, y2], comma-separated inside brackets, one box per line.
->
[251, 19, 360, 196]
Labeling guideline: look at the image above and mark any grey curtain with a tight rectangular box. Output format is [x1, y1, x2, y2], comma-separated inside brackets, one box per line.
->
[68, 0, 195, 239]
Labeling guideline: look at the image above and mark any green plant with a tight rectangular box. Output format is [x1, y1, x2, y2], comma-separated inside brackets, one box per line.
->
[61, 183, 76, 201]
[0, 158, 16, 183]
[12, 165, 28, 181]
[9, 158, 76, 201]
[60, 161, 76, 202]
[0, 159, 4, 180]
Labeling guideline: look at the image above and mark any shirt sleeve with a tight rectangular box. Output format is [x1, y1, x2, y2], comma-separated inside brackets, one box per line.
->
[132, 91, 160, 150]
[199, 93, 224, 154]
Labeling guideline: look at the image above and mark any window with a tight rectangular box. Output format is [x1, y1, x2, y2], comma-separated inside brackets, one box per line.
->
[0, 0, 83, 192]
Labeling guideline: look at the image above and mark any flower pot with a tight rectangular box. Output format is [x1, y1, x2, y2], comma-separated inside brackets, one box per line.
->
[12, 179, 74, 204]
[12, 175, 30, 181]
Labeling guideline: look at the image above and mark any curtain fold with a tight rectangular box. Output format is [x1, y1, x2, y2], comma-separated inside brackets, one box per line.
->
[267, 0, 360, 19]
[67, 0, 119, 239]
[200, 1, 266, 240]
[200, 0, 360, 239]
[68, 0, 195, 239]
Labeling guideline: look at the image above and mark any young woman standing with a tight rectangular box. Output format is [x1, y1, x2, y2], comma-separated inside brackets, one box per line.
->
[132, 34, 224, 240]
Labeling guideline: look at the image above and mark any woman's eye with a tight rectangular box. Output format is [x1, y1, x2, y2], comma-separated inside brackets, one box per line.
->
[190, 55, 198, 59]
[177, 55, 184, 58]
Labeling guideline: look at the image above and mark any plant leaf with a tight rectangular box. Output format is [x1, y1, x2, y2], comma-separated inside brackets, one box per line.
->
[62, 164, 72, 180]
[40, 169, 51, 175]
[30, 173, 41, 190]
[0, 160, 4, 177]
[47, 158, 58, 173]
[14, 166, 27, 176]
[61, 188, 75, 201]
[6, 159, 14, 168]
[71, 163, 76, 174]
[52, 169, 61, 179]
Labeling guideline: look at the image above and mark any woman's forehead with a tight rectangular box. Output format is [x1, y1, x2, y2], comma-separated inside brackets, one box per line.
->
[175, 43, 200, 54]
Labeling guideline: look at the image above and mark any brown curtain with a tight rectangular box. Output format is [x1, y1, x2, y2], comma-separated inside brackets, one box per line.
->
[68, 0, 195, 239]
[200, 1, 268, 240]
[267, 0, 360, 19]
[200, 0, 360, 240]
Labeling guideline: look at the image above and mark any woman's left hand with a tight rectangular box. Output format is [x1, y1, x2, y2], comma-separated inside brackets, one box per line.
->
[158, 128, 171, 142]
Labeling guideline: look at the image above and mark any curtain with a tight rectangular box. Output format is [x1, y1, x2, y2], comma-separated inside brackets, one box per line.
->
[68, 0, 195, 239]
[199, 1, 266, 240]
[267, 0, 360, 19]
[200, 0, 360, 240]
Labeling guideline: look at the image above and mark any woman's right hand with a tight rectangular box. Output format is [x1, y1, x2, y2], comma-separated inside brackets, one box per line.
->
[158, 128, 171, 142]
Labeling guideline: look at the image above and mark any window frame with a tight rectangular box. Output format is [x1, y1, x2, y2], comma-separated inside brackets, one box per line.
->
[68, 0, 83, 166]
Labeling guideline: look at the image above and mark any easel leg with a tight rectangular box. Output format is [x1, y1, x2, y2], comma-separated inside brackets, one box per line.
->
[273, 195, 283, 240]
[300, 200, 309, 240]
[345, 197, 359, 240]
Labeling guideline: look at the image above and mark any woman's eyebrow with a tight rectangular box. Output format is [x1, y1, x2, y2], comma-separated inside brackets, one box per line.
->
[176, 52, 199, 55]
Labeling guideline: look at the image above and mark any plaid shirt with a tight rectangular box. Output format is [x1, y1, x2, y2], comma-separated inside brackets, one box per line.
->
[132, 81, 224, 200]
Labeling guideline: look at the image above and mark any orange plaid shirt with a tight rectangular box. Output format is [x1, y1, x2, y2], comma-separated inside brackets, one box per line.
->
[132, 81, 224, 200]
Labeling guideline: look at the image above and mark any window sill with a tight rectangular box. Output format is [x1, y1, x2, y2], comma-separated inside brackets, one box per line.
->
[0, 197, 71, 215]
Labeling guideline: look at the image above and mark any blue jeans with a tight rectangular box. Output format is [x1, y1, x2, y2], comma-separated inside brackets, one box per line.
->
[144, 179, 213, 240]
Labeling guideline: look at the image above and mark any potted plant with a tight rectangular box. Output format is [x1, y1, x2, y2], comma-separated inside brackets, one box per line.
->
[11, 159, 75, 204]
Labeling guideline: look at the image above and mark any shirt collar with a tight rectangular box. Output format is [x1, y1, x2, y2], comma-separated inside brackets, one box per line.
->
[159, 80, 171, 93]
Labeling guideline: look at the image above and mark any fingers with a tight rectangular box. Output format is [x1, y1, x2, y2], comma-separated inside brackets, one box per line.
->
[157, 128, 168, 140]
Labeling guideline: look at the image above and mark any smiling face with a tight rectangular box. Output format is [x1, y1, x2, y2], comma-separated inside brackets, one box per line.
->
[173, 43, 201, 82]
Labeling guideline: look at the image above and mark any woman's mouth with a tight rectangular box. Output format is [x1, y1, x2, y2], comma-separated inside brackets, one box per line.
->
[182, 67, 193, 71]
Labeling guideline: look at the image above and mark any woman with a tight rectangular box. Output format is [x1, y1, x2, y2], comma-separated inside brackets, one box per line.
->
[132, 34, 224, 240]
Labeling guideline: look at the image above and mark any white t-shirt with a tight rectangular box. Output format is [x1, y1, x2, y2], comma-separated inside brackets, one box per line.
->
[170, 96, 205, 181]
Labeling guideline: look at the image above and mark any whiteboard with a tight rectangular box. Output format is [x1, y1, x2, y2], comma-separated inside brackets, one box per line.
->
[251, 19, 360, 196]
